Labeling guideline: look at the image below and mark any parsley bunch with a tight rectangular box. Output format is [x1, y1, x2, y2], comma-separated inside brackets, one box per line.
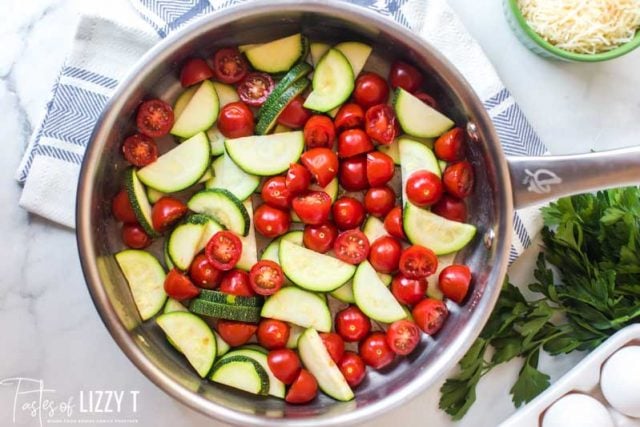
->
[439, 187, 640, 420]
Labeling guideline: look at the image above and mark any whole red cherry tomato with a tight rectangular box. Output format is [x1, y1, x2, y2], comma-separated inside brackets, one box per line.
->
[359, 332, 394, 370]
[364, 186, 396, 218]
[386, 320, 421, 356]
[334, 103, 364, 132]
[268, 348, 302, 385]
[412, 298, 448, 335]
[237, 72, 274, 107]
[303, 115, 336, 149]
[205, 230, 242, 271]
[365, 104, 399, 145]
[335, 305, 371, 342]
[368, 236, 402, 274]
[388, 60, 424, 93]
[112, 189, 138, 224]
[122, 224, 151, 249]
[338, 351, 366, 388]
[439, 264, 472, 304]
[443, 161, 474, 199]
[212, 47, 248, 84]
[249, 260, 285, 296]
[366, 151, 395, 187]
[434, 127, 465, 162]
[338, 154, 368, 191]
[179, 58, 214, 87]
[285, 369, 318, 404]
[122, 134, 158, 167]
[405, 170, 443, 208]
[219, 269, 255, 297]
[383, 206, 406, 240]
[353, 72, 389, 110]
[391, 274, 427, 306]
[253, 204, 291, 238]
[151, 196, 188, 232]
[285, 163, 312, 196]
[217, 101, 254, 138]
[164, 268, 200, 300]
[303, 223, 338, 254]
[332, 197, 366, 230]
[136, 99, 174, 138]
[257, 319, 290, 350]
[277, 96, 312, 129]
[300, 148, 339, 187]
[338, 129, 374, 158]
[399, 245, 438, 279]
[216, 320, 257, 347]
[261, 176, 292, 210]
[292, 191, 331, 225]
[189, 254, 223, 289]
[319, 332, 345, 363]
[431, 194, 468, 223]
[334, 229, 370, 265]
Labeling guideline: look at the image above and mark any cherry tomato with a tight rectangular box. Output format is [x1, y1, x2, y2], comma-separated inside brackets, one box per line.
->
[217, 101, 254, 139]
[391, 274, 427, 306]
[216, 320, 257, 347]
[368, 236, 402, 274]
[338, 351, 366, 388]
[338, 129, 374, 158]
[365, 104, 399, 145]
[383, 206, 406, 240]
[405, 170, 443, 208]
[285, 163, 312, 196]
[249, 260, 284, 296]
[261, 176, 292, 210]
[253, 204, 291, 238]
[389, 61, 423, 93]
[237, 72, 274, 107]
[431, 194, 467, 223]
[205, 230, 242, 271]
[285, 369, 318, 404]
[257, 319, 290, 350]
[122, 134, 158, 167]
[359, 332, 394, 370]
[414, 91, 438, 109]
[434, 127, 465, 162]
[212, 47, 248, 84]
[189, 254, 223, 289]
[439, 264, 472, 304]
[300, 148, 338, 187]
[164, 268, 200, 300]
[412, 298, 449, 335]
[320, 332, 345, 364]
[399, 245, 438, 279]
[338, 154, 368, 191]
[303, 223, 338, 253]
[303, 115, 336, 149]
[335, 306, 371, 342]
[179, 58, 214, 87]
[291, 191, 331, 225]
[151, 196, 187, 232]
[364, 186, 396, 218]
[136, 99, 174, 138]
[267, 348, 302, 385]
[334, 229, 370, 265]
[277, 96, 312, 129]
[219, 269, 255, 297]
[386, 320, 421, 356]
[334, 103, 364, 133]
[332, 197, 366, 230]
[354, 72, 389, 109]
[366, 151, 395, 187]
[443, 161, 474, 199]
[121, 224, 151, 249]
[112, 189, 138, 224]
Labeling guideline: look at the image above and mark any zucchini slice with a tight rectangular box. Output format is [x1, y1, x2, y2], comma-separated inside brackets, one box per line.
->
[310, 42, 330, 66]
[171, 80, 220, 138]
[353, 261, 406, 323]
[115, 249, 167, 320]
[221, 349, 285, 399]
[255, 78, 310, 135]
[173, 86, 196, 119]
[224, 131, 304, 176]
[304, 48, 355, 112]
[377, 138, 400, 165]
[164, 298, 188, 314]
[124, 168, 159, 237]
[261, 287, 332, 332]
[286, 323, 305, 349]
[215, 331, 231, 357]
[394, 88, 454, 138]
[330, 272, 392, 304]
[187, 189, 250, 236]
[362, 216, 389, 244]
[245, 33, 305, 74]
[260, 230, 304, 264]
[210, 355, 269, 396]
[198, 290, 263, 308]
[163, 238, 174, 270]
[189, 299, 261, 323]
[206, 126, 225, 156]
[399, 136, 441, 205]
[235, 200, 258, 271]
[256, 62, 312, 120]
[212, 81, 239, 107]
[193, 214, 224, 254]
[206, 154, 260, 201]
[334, 41, 372, 77]
[167, 221, 205, 271]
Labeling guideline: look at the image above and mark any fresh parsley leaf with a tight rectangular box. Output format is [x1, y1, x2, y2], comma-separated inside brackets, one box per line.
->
[510, 351, 550, 407]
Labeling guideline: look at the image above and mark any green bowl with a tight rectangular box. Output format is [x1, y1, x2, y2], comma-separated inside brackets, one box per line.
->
[504, 0, 640, 62]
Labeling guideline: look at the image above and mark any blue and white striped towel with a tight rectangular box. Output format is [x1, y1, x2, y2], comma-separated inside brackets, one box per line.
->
[16, 0, 547, 260]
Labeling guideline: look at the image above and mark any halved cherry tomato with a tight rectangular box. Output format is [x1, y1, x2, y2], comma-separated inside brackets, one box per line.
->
[303, 115, 336, 149]
[399, 245, 438, 279]
[216, 320, 257, 347]
[443, 161, 474, 199]
[219, 269, 255, 297]
[277, 96, 312, 129]
[384, 206, 406, 240]
[412, 298, 448, 335]
[303, 222, 338, 253]
[333, 229, 370, 265]
[164, 268, 200, 300]
[268, 348, 302, 385]
[300, 148, 338, 187]
[253, 204, 291, 238]
[334, 103, 364, 132]
[359, 332, 394, 370]
[212, 47, 248, 84]
[389, 61, 423, 93]
[386, 320, 421, 356]
[122, 134, 158, 167]
[320, 332, 345, 364]
[364, 186, 396, 218]
[338, 129, 374, 158]
[189, 254, 223, 289]
[338, 351, 366, 388]
[366, 151, 395, 187]
[291, 191, 331, 225]
[112, 189, 138, 224]
[257, 319, 290, 350]
[405, 170, 443, 208]
[285, 163, 312, 196]
[237, 72, 274, 107]
[338, 154, 368, 191]
[205, 230, 242, 271]
[365, 104, 399, 145]
[354, 72, 389, 109]
[439, 264, 472, 304]
[431, 194, 467, 223]
[414, 91, 438, 109]
[261, 176, 292, 210]
[434, 127, 465, 162]
[368, 236, 402, 274]
[286, 369, 318, 404]
[335, 305, 371, 342]
[122, 224, 151, 249]
[391, 274, 427, 306]
[151, 196, 188, 232]
[179, 58, 214, 87]
[217, 101, 254, 138]
[249, 260, 284, 296]
[136, 99, 174, 138]
[332, 196, 366, 230]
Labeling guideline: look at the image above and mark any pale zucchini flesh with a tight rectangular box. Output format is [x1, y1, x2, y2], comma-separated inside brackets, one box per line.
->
[334, 41, 372, 77]
[353, 261, 406, 323]
[206, 153, 260, 201]
[224, 131, 304, 176]
[124, 168, 159, 237]
[221, 349, 285, 399]
[261, 287, 332, 332]
[304, 48, 355, 112]
[187, 189, 250, 236]
[245, 33, 304, 74]
[210, 356, 269, 395]
[399, 136, 441, 206]
[115, 250, 167, 320]
[394, 88, 454, 138]
[235, 200, 258, 271]
[171, 80, 220, 138]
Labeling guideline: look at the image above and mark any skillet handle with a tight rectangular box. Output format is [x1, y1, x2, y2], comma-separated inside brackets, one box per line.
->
[507, 146, 640, 209]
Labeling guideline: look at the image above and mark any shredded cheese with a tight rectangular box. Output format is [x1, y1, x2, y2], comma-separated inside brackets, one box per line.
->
[518, 0, 640, 54]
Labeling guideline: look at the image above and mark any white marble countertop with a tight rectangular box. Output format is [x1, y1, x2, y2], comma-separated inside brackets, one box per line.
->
[1, 0, 639, 426]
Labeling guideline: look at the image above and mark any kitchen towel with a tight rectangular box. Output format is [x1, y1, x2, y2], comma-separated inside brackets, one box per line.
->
[16, 0, 547, 261]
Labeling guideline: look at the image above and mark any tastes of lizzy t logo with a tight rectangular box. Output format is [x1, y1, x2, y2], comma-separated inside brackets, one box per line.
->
[0, 377, 140, 426]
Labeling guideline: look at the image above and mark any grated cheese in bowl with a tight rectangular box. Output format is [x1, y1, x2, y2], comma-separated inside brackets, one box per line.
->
[517, 0, 640, 54]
